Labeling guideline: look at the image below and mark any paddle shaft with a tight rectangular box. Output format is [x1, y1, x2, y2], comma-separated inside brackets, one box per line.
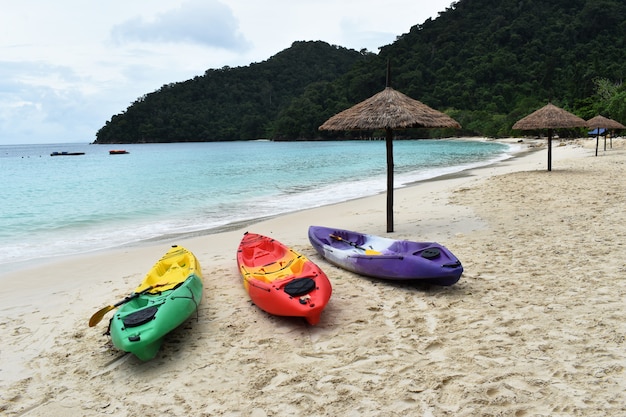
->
[116, 285, 155, 307]
[329, 234, 381, 255]
[88, 285, 156, 327]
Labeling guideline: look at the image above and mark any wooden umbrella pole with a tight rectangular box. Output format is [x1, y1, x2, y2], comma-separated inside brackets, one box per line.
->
[547, 128, 552, 171]
[386, 127, 394, 232]
[385, 59, 394, 232]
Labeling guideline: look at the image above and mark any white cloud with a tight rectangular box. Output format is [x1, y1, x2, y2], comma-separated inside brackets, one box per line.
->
[0, 0, 453, 144]
[111, 0, 251, 51]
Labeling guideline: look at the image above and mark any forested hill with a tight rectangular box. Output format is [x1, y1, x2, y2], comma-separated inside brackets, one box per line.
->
[376, 0, 626, 136]
[94, 0, 626, 144]
[94, 42, 369, 143]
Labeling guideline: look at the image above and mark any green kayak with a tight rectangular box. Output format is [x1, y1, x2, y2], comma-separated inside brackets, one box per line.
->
[107, 245, 203, 361]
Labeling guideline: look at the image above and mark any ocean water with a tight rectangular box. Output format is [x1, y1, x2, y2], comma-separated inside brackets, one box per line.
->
[0, 139, 515, 272]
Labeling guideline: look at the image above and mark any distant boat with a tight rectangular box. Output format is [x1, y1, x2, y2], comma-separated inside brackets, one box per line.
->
[109, 150, 129, 155]
[50, 151, 85, 156]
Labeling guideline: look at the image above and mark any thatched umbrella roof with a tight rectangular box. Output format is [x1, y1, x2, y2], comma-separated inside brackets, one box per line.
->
[319, 87, 461, 131]
[512, 103, 586, 130]
[319, 85, 461, 232]
[512, 103, 586, 171]
[586, 115, 625, 155]
[586, 115, 625, 130]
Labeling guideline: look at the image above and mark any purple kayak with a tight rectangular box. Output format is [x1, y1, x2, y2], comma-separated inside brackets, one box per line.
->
[308, 226, 463, 286]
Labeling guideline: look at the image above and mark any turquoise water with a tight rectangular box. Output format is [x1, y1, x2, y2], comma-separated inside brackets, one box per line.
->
[0, 139, 514, 271]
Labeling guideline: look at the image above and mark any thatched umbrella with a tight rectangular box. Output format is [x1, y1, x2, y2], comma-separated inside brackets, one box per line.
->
[586, 115, 625, 155]
[319, 71, 461, 232]
[512, 103, 587, 171]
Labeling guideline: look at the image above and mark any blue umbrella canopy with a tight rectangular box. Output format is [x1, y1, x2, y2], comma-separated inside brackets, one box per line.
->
[587, 115, 625, 156]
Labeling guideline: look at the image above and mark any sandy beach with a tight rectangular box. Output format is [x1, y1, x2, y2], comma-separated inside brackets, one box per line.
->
[2, 137, 625, 416]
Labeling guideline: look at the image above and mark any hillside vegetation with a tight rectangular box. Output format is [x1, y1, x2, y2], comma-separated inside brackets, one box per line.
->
[95, 0, 626, 144]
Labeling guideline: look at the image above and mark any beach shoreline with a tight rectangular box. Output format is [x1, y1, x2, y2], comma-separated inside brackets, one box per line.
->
[2, 137, 626, 416]
[0, 137, 514, 273]
[0, 136, 526, 278]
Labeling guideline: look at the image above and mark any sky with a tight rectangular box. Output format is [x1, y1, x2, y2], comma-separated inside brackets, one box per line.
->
[0, 0, 453, 145]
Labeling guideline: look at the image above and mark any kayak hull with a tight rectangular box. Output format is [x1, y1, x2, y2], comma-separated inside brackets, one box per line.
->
[108, 245, 203, 361]
[308, 226, 463, 286]
[237, 232, 332, 325]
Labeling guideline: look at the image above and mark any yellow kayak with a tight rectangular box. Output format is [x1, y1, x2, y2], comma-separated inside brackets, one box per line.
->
[105, 245, 203, 360]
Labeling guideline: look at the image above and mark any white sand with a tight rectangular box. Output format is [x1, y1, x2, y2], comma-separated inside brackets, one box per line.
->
[1, 137, 625, 416]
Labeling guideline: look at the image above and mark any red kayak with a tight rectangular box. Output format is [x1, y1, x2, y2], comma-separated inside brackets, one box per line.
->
[237, 232, 332, 325]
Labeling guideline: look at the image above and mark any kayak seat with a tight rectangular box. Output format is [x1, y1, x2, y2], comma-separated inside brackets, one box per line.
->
[241, 239, 287, 264]
[262, 240, 287, 258]
[240, 246, 256, 259]
[122, 306, 158, 328]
